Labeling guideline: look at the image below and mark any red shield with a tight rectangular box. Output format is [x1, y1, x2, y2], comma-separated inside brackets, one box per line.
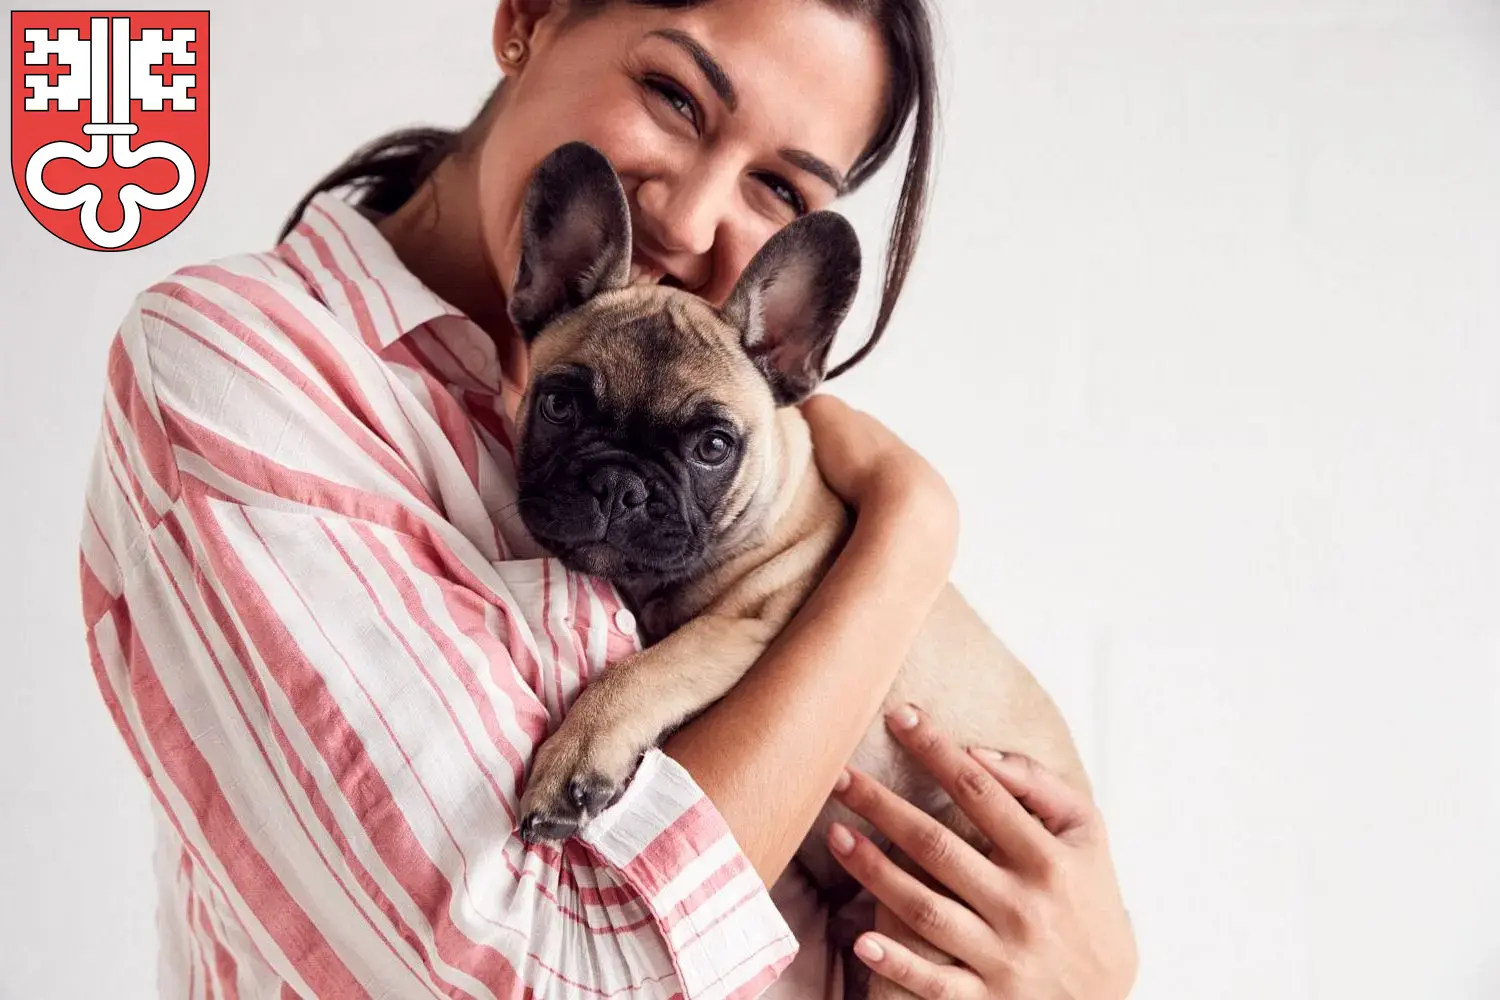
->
[11, 10, 209, 252]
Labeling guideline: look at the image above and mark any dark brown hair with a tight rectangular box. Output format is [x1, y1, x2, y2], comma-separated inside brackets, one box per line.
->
[278, 0, 937, 379]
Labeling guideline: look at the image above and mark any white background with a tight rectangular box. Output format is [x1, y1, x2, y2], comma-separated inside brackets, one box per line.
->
[2, 1, 1497, 997]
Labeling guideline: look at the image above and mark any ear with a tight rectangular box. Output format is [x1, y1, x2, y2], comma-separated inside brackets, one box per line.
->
[492, 0, 553, 74]
[722, 212, 862, 405]
[509, 141, 634, 340]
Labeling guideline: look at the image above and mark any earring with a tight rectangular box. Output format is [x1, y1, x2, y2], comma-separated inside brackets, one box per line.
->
[501, 37, 528, 66]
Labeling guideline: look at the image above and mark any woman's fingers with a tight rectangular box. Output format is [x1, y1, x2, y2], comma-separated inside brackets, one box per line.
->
[852, 932, 986, 1000]
[883, 705, 1056, 873]
[826, 820, 995, 961]
[970, 747, 1096, 842]
[833, 767, 1012, 920]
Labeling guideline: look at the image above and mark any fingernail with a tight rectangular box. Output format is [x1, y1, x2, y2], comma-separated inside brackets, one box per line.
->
[887, 704, 920, 731]
[854, 936, 885, 964]
[828, 822, 856, 856]
[971, 747, 1006, 771]
[833, 769, 851, 793]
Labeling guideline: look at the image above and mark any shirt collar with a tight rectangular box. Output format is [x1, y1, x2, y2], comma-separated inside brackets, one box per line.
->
[276, 191, 469, 351]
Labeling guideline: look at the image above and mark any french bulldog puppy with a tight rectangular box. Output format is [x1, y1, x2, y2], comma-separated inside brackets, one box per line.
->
[507, 142, 1088, 975]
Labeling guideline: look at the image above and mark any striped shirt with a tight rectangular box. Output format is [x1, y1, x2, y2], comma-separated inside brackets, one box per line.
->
[79, 192, 798, 1000]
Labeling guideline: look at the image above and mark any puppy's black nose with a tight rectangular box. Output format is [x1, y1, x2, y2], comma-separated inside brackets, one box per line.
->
[587, 467, 649, 514]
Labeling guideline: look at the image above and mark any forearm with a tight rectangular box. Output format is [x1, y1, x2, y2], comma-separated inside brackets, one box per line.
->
[663, 488, 954, 885]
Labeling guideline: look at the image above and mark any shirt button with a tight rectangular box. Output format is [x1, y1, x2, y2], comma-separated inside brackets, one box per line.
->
[614, 608, 637, 635]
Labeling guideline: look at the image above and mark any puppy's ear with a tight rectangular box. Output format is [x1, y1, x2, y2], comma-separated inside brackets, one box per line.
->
[509, 142, 633, 340]
[723, 212, 861, 406]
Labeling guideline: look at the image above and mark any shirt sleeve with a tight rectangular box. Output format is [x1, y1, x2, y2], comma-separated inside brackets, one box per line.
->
[79, 268, 797, 1000]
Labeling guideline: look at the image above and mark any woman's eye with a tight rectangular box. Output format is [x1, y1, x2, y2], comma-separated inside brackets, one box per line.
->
[693, 431, 735, 466]
[756, 173, 807, 216]
[539, 391, 576, 425]
[645, 76, 699, 130]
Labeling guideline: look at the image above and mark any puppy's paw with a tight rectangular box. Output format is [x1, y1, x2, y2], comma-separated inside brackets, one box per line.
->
[518, 774, 621, 843]
[517, 727, 639, 843]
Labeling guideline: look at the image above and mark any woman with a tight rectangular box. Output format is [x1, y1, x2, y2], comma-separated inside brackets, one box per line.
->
[79, 0, 1136, 996]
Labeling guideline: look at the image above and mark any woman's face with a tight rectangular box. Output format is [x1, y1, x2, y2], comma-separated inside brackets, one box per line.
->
[478, 0, 887, 311]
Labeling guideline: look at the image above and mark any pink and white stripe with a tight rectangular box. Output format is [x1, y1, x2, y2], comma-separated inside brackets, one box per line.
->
[80, 193, 797, 999]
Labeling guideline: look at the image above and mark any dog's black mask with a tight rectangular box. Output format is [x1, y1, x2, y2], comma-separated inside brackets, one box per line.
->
[515, 345, 747, 588]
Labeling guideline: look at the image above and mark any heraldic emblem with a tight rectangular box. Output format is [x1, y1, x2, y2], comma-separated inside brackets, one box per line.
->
[11, 11, 208, 251]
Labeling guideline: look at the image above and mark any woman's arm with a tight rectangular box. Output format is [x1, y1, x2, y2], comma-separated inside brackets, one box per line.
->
[664, 395, 958, 884]
[84, 269, 798, 1000]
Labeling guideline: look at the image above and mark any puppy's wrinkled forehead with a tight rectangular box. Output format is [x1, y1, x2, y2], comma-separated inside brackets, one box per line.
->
[529, 286, 773, 424]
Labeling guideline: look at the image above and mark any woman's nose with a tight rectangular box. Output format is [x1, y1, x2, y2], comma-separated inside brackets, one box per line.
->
[633, 171, 728, 287]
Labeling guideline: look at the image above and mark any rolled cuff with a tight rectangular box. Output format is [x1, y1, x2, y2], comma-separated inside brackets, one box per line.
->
[581, 748, 799, 1000]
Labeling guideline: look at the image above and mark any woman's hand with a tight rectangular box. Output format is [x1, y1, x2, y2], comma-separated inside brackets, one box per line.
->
[801, 393, 951, 514]
[801, 393, 958, 561]
[827, 706, 1138, 1000]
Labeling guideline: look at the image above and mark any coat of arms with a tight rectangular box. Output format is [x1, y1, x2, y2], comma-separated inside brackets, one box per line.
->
[11, 11, 208, 251]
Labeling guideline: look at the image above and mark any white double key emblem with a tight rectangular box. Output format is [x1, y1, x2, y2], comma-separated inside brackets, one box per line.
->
[23, 16, 196, 249]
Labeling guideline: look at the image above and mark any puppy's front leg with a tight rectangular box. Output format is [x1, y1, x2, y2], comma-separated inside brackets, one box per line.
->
[518, 614, 778, 842]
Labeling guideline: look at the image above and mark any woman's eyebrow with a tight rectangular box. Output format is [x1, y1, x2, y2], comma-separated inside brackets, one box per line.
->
[648, 29, 738, 111]
[779, 148, 846, 194]
[645, 29, 847, 194]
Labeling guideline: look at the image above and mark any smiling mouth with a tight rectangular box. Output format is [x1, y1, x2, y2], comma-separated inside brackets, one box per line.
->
[629, 256, 685, 289]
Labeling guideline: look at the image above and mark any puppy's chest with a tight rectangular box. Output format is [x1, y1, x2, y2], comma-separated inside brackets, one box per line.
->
[629, 584, 717, 647]
[624, 557, 769, 646]
[627, 534, 835, 650]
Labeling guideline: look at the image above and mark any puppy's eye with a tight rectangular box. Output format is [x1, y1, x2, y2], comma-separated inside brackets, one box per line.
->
[693, 431, 735, 466]
[539, 391, 576, 425]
